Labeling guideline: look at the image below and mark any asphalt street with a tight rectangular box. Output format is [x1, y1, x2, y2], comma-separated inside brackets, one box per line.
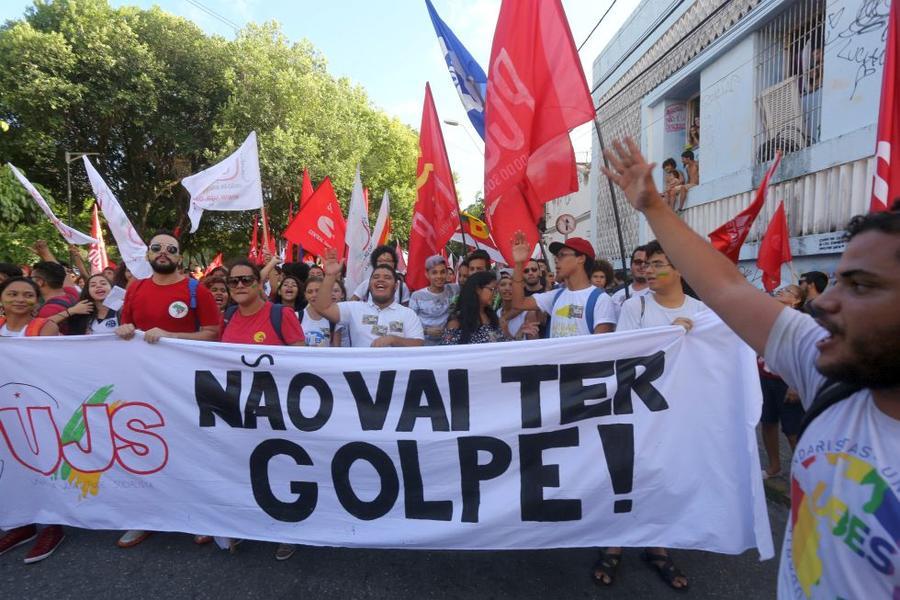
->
[1, 501, 785, 600]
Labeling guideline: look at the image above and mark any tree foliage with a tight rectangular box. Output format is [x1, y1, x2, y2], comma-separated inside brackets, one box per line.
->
[0, 0, 419, 263]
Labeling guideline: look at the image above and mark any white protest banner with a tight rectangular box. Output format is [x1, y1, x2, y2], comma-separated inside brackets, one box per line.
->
[82, 158, 153, 280]
[0, 312, 773, 558]
[183, 131, 263, 233]
[344, 166, 372, 294]
[7, 163, 97, 245]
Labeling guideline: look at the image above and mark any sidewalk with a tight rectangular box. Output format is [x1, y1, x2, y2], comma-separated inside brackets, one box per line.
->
[755, 425, 792, 507]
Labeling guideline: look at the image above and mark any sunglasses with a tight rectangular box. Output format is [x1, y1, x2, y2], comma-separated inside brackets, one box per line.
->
[227, 275, 258, 288]
[149, 243, 179, 255]
[523, 267, 539, 273]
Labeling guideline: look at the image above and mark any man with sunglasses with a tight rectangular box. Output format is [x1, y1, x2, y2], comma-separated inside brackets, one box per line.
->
[509, 234, 616, 337]
[610, 245, 651, 318]
[115, 231, 220, 346]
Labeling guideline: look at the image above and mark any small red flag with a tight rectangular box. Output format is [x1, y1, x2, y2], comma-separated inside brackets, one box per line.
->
[407, 83, 461, 290]
[872, 0, 899, 212]
[756, 201, 792, 292]
[261, 206, 277, 259]
[284, 177, 346, 260]
[396, 240, 408, 273]
[88, 203, 109, 274]
[709, 152, 782, 263]
[483, 0, 595, 263]
[248, 214, 260, 264]
[284, 201, 296, 262]
[204, 252, 223, 277]
[300, 168, 315, 210]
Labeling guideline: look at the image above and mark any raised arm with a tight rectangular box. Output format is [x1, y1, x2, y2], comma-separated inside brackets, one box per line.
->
[509, 232, 540, 311]
[313, 248, 344, 324]
[601, 137, 783, 355]
[68, 244, 90, 278]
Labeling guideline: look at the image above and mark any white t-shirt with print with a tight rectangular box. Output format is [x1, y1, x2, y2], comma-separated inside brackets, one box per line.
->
[765, 308, 900, 600]
[532, 285, 617, 337]
[301, 307, 333, 347]
[352, 279, 411, 305]
[616, 293, 706, 331]
[337, 299, 424, 347]
[611, 284, 651, 318]
[409, 287, 452, 339]
[90, 313, 120, 334]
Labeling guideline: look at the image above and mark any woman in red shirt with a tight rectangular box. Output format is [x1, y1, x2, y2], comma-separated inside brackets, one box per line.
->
[220, 259, 304, 347]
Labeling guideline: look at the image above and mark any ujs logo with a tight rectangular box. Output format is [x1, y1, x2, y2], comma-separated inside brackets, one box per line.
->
[0, 383, 168, 498]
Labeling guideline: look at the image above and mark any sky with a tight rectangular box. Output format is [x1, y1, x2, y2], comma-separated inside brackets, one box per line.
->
[1, 0, 640, 208]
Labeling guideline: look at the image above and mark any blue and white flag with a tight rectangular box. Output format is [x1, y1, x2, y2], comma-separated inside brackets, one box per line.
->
[425, 0, 487, 139]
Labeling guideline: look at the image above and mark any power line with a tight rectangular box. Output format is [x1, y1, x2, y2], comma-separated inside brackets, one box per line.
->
[577, 0, 618, 53]
[184, 0, 241, 32]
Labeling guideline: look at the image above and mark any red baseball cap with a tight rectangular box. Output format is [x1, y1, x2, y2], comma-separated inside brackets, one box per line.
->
[549, 237, 595, 260]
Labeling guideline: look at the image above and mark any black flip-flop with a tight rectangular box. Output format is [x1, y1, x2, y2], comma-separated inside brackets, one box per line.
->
[591, 549, 622, 587]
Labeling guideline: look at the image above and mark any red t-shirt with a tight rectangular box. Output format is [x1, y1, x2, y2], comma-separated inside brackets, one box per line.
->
[221, 302, 304, 346]
[37, 287, 80, 334]
[120, 277, 220, 333]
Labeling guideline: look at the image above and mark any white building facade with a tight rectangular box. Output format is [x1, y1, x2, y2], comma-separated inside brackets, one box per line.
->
[589, 0, 889, 282]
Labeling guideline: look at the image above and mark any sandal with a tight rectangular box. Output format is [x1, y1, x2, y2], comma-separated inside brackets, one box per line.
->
[640, 549, 689, 592]
[590, 548, 622, 586]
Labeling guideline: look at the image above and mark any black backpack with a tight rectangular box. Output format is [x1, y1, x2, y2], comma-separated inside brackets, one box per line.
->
[797, 379, 863, 440]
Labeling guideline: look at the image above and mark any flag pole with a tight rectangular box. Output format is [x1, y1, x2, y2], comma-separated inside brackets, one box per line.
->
[592, 116, 632, 300]
[260, 202, 270, 250]
[456, 208, 471, 258]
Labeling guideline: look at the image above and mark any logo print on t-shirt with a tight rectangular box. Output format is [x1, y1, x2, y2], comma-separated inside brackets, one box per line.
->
[253, 331, 266, 343]
[554, 304, 584, 319]
[168, 301, 189, 318]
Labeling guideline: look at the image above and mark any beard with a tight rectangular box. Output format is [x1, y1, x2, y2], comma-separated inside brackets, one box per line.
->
[817, 327, 900, 390]
[151, 258, 178, 274]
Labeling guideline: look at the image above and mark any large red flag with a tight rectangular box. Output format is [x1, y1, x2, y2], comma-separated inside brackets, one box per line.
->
[248, 214, 261, 264]
[757, 201, 792, 292]
[708, 152, 782, 263]
[300, 168, 314, 209]
[88, 203, 109, 274]
[483, 0, 595, 263]
[407, 83, 461, 290]
[284, 177, 346, 259]
[872, 0, 899, 213]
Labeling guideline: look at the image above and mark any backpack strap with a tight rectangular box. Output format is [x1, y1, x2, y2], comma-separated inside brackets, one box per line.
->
[25, 318, 48, 336]
[550, 287, 566, 313]
[222, 304, 239, 331]
[188, 278, 200, 331]
[797, 379, 863, 440]
[639, 295, 646, 327]
[268, 303, 286, 344]
[585, 287, 603, 333]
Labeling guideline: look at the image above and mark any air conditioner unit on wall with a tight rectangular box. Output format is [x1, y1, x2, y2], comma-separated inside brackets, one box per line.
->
[757, 75, 807, 163]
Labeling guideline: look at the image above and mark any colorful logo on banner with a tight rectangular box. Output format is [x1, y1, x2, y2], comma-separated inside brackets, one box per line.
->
[0, 383, 168, 499]
[790, 449, 900, 597]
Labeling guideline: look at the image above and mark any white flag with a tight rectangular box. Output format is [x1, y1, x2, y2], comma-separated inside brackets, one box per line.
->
[7, 163, 97, 245]
[361, 190, 392, 282]
[82, 158, 153, 280]
[344, 166, 372, 294]
[182, 131, 264, 233]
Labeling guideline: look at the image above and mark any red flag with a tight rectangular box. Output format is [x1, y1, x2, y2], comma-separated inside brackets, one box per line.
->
[483, 0, 595, 263]
[88, 203, 109, 274]
[708, 152, 782, 262]
[284, 177, 346, 259]
[300, 168, 314, 209]
[248, 214, 260, 264]
[261, 206, 277, 258]
[204, 252, 223, 277]
[756, 201, 792, 292]
[872, 0, 899, 212]
[284, 201, 296, 262]
[407, 83, 461, 290]
[396, 240, 407, 273]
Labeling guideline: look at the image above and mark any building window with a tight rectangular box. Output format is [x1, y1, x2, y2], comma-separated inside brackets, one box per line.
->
[754, 0, 825, 164]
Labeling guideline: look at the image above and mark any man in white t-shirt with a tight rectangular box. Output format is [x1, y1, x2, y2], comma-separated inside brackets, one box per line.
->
[315, 248, 424, 348]
[510, 234, 616, 337]
[618, 240, 706, 332]
[349, 244, 410, 305]
[601, 137, 900, 599]
[611, 245, 651, 317]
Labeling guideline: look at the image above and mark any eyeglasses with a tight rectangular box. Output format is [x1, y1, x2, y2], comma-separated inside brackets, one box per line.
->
[227, 275, 258, 288]
[646, 261, 672, 270]
[555, 251, 577, 258]
[149, 243, 179, 255]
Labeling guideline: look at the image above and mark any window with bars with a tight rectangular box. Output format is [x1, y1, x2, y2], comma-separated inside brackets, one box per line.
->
[754, 0, 825, 164]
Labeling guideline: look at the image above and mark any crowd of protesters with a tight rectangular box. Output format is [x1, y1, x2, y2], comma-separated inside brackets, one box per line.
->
[1, 143, 897, 598]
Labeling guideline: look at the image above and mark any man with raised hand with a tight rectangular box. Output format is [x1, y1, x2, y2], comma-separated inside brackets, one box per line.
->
[601, 137, 900, 599]
[509, 234, 616, 337]
[315, 247, 424, 348]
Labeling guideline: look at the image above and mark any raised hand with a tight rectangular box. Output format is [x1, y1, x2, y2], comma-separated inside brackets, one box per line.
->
[67, 300, 95, 316]
[322, 248, 342, 277]
[601, 137, 664, 213]
[510, 231, 531, 265]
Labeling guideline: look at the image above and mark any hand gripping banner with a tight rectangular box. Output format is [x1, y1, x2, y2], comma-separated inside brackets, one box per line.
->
[0, 312, 773, 558]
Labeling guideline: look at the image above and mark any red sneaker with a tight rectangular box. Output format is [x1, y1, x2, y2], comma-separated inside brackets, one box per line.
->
[0, 525, 37, 557]
[24, 525, 64, 564]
